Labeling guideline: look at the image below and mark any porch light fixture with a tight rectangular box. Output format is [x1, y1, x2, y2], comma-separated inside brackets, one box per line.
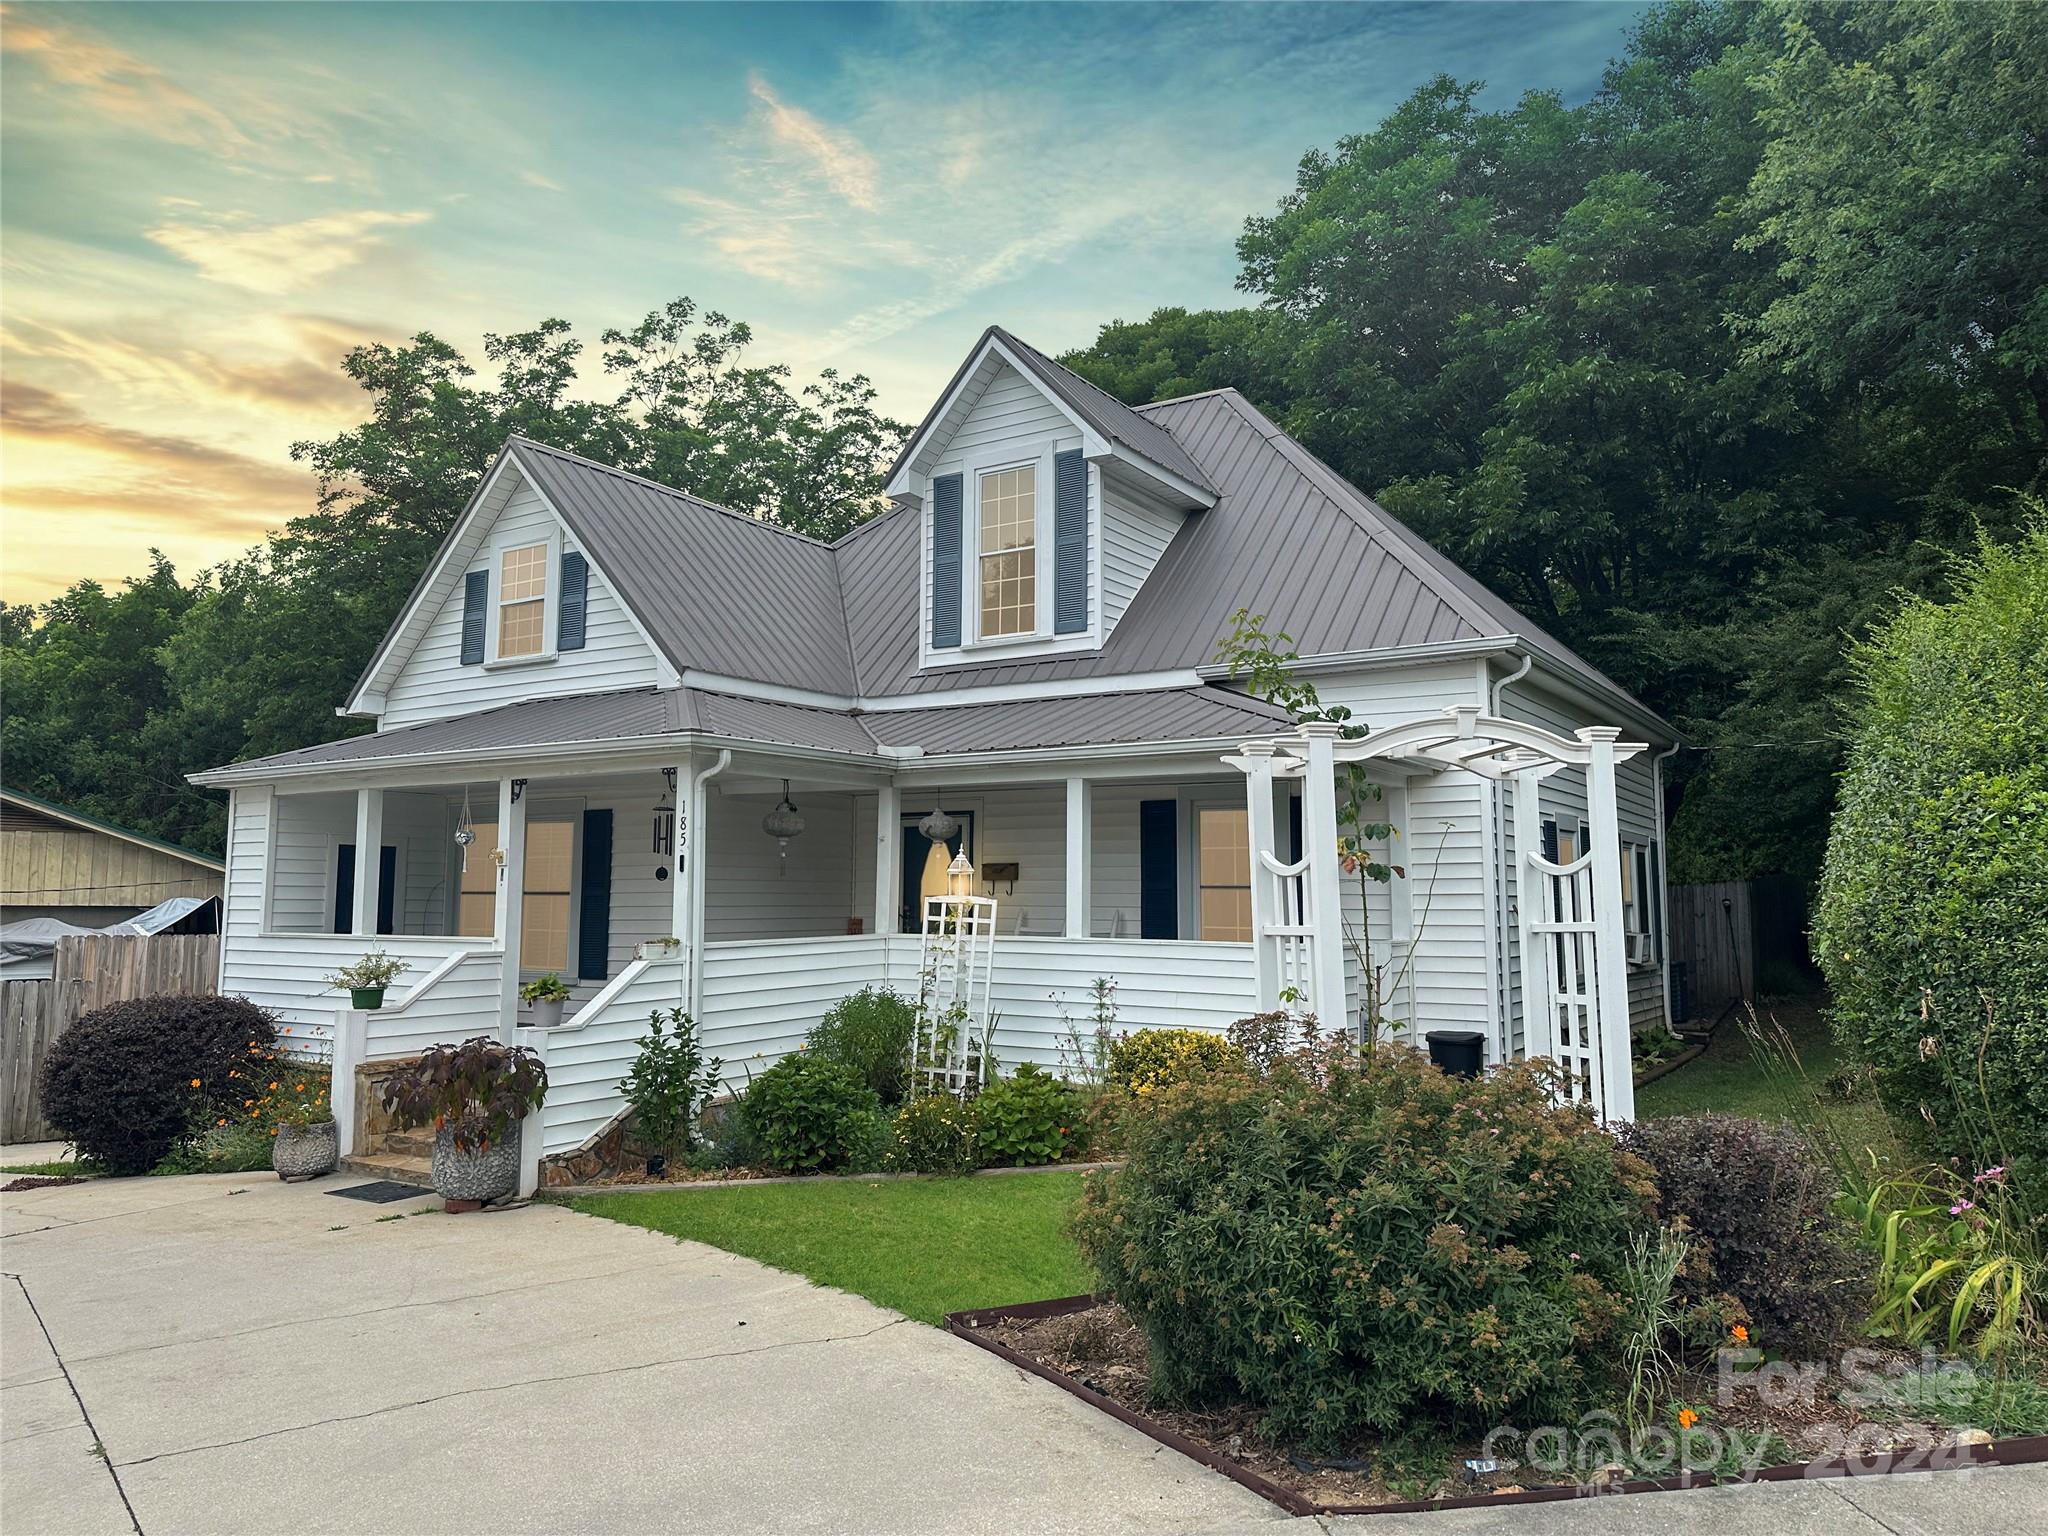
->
[917, 802, 959, 844]
[945, 849, 974, 897]
[652, 768, 677, 856]
[761, 779, 805, 873]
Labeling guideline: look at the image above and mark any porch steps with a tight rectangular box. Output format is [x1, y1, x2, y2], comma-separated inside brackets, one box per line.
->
[339, 1151, 432, 1187]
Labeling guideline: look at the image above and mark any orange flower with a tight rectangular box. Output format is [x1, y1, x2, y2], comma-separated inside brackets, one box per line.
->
[269, 1082, 279, 1090]
[1677, 1408, 1699, 1430]
[295, 1082, 305, 1092]
[190, 1078, 202, 1088]
[216, 1118, 226, 1127]
[270, 1127, 279, 1137]
[1731, 1324, 1749, 1344]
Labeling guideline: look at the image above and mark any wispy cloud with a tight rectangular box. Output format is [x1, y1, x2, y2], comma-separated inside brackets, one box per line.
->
[146, 207, 430, 294]
[0, 5, 250, 152]
[518, 169, 565, 193]
[747, 74, 879, 211]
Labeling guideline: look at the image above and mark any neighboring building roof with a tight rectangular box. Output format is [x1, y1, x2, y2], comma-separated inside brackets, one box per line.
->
[0, 788, 225, 871]
[194, 683, 1293, 780]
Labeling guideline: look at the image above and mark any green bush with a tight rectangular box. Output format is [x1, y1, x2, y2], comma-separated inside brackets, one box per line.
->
[152, 1120, 276, 1176]
[886, 1094, 979, 1175]
[1617, 1114, 1871, 1352]
[740, 1054, 883, 1174]
[806, 987, 916, 1104]
[1813, 517, 2048, 1183]
[40, 994, 279, 1175]
[974, 1064, 1079, 1167]
[1104, 1027, 1242, 1098]
[1073, 1045, 1656, 1453]
[621, 1009, 722, 1161]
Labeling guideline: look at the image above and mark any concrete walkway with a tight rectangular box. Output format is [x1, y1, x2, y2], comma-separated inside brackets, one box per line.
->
[3, 1173, 2043, 1535]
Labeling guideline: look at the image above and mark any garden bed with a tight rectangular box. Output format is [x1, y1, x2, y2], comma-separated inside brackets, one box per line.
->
[948, 1295, 2048, 1517]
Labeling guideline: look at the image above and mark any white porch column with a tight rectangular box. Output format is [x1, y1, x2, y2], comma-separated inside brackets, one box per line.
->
[1240, 742, 1280, 1009]
[666, 762, 689, 942]
[685, 752, 730, 1019]
[1383, 778, 1415, 1038]
[329, 1006, 368, 1158]
[350, 788, 384, 938]
[874, 779, 899, 940]
[494, 776, 527, 1042]
[1297, 722, 1349, 1035]
[1510, 767, 1551, 1063]
[1064, 775, 1091, 939]
[1579, 728, 1635, 1121]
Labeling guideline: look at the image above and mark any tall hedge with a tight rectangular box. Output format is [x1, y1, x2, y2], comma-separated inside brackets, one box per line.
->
[1812, 515, 2048, 1180]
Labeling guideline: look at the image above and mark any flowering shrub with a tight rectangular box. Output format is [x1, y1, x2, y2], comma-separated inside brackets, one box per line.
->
[973, 1064, 1079, 1167]
[1104, 1028, 1242, 1097]
[740, 1054, 882, 1173]
[1073, 1044, 1655, 1452]
[807, 988, 916, 1105]
[887, 1093, 979, 1175]
[40, 994, 279, 1174]
[1617, 1114, 1870, 1353]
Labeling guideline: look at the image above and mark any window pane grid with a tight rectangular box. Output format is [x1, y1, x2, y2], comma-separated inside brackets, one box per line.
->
[1198, 806, 1253, 942]
[498, 543, 548, 657]
[451, 818, 572, 970]
[977, 466, 1036, 639]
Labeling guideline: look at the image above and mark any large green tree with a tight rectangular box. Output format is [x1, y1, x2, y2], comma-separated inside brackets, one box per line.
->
[1, 302, 905, 853]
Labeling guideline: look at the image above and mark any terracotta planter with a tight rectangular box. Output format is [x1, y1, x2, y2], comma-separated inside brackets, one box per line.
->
[350, 986, 386, 1010]
[273, 1118, 339, 1181]
[432, 1127, 520, 1204]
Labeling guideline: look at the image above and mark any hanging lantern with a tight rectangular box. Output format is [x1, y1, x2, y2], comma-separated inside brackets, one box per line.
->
[453, 786, 477, 872]
[761, 779, 805, 874]
[917, 801, 959, 844]
[652, 767, 677, 856]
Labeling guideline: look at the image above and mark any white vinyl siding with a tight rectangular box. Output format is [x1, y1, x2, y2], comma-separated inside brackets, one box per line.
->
[1100, 475, 1182, 636]
[379, 480, 661, 728]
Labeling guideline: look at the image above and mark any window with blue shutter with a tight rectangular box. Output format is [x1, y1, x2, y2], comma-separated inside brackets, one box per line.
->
[333, 845, 396, 935]
[558, 550, 588, 652]
[930, 474, 962, 649]
[459, 569, 489, 665]
[1139, 799, 1178, 940]
[577, 809, 612, 980]
[1053, 449, 1088, 634]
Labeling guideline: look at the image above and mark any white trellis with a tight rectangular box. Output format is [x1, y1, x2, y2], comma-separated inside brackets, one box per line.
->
[914, 894, 998, 1095]
[1225, 706, 1646, 1121]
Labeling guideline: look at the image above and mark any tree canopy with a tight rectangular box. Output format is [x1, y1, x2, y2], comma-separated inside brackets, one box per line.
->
[1061, 0, 2046, 886]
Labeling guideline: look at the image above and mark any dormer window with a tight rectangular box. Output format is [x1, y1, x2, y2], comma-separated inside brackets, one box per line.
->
[498, 542, 549, 658]
[977, 465, 1038, 639]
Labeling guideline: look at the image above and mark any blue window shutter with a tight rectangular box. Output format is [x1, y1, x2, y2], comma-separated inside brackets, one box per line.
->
[333, 844, 355, 935]
[1053, 449, 1088, 635]
[1139, 799, 1178, 940]
[460, 569, 489, 665]
[930, 474, 962, 649]
[1288, 793, 1304, 863]
[578, 809, 613, 981]
[376, 846, 396, 936]
[558, 551, 588, 651]
[1541, 820, 1559, 863]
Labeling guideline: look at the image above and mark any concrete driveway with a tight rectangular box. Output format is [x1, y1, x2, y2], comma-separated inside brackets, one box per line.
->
[4, 1174, 2045, 1536]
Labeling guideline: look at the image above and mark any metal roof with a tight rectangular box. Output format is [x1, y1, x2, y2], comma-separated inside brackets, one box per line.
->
[200, 683, 1293, 779]
[0, 788, 225, 870]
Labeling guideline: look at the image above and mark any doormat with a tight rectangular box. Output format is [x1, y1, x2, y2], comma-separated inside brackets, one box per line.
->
[326, 1180, 430, 1204]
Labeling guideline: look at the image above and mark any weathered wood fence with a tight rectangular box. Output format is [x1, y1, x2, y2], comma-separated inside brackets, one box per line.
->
[1668, 880, 1755, 1020]
[0, 934, 219, 1143]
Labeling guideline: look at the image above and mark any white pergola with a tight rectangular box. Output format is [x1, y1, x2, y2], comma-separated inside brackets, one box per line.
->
[1225, 706, 1647, 1121]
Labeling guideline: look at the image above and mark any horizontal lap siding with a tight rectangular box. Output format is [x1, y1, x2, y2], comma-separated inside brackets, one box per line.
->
[703, 789, 858, 940]
[380, 484, 662, 729]
[540, 958, 688, 1154]
[220, 935, 496, 1059]
[849, 786, 1071, 936]
[383, 791, 453, 935]
[698, 937, 890, 1084]
[268, 792, 353, 932]
[363, 952, 503, 1059]
[1100, 478, 1182, 637]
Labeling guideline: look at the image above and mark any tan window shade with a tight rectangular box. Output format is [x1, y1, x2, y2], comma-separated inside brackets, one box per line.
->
[1197, 806, 1253, 942]
[977, 465, 1036, 638]
[498, 543, 547, 657]
[453, 818, 573, 970]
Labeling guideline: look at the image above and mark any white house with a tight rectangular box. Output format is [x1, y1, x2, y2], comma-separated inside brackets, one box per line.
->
[192, 326, 1678, 1188]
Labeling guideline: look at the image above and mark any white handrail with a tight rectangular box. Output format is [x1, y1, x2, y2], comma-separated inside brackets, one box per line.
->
[544, 955, 683, 1034]
[378, 947, 501, 1015]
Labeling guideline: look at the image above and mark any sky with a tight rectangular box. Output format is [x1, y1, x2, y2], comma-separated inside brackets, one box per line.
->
[0, 0, 1644, 605]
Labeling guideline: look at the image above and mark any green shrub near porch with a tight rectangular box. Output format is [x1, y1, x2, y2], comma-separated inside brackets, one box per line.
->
[1812, 515, 2048, 1184]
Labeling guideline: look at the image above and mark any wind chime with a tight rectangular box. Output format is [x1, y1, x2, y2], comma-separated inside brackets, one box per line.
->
[652, 768, 677, 856]
[453, 786, 477, 871]
[761, 779, 806, 874]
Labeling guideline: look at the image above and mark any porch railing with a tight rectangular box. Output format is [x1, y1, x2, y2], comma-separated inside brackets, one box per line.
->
[225, 933, 497, 1059]
[536, 957, 687, 1156]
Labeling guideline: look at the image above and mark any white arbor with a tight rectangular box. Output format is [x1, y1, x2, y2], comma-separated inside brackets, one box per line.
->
[1225, 706, 1647, 1121]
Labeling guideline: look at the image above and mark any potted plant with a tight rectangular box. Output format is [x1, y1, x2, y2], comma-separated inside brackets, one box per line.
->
[620, 1007, 722, 1177]
[519, 972, 572, 1028]
[636, 936, 683, 961]
[379, 1036, 547, 1207]
[327, 949, 405, 1010]
[265, 1060, 339, 1181]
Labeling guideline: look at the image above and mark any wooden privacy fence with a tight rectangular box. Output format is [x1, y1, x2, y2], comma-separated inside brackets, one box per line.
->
[1668, 880, 1754, 1020]
[0, 934, 220, 1144]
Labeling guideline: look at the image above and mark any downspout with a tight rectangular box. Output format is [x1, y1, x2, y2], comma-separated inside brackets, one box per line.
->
[1652, 743, 1680, 1029]
[1488, 654, 1535, 1059]
[686, 749, 733, 1021]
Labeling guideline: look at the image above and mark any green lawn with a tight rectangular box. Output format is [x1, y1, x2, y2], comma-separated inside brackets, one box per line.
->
[570, 1172, 1095, 1324]
[1636, 995, 1898, 1159]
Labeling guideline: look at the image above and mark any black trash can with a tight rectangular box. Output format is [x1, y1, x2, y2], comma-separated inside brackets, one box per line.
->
[1425, 1030, 1487, 1079]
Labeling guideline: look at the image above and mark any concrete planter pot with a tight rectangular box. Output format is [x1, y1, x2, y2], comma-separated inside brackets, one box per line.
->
[530, 996, 565, 1028]
[273, 1118, 339, 1181]
[432, 1127, 520, 1204]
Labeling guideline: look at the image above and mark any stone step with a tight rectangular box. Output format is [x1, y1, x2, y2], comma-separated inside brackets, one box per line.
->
[380, 1132, 437, 1158]
[339, 1153, 433, 1188]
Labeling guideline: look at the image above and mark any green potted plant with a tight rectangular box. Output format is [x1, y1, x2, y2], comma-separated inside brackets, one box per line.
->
[519, 972, 572, 1028]
[262, 1056, 340, 1181]
[379, 1036, 547, 1207]
[326, 949, 405, 1010]
[620, 1008, 722, 1177]
[636, 936, 683, 961]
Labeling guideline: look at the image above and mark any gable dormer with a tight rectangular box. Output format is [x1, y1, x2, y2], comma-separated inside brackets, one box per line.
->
[886, 328, 1215, 671]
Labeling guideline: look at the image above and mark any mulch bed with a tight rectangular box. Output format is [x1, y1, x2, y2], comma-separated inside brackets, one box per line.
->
[950, 1295, 2045, 1517]
[2, 1175, 86, 1191]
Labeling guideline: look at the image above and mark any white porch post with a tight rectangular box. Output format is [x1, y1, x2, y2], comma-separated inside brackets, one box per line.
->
[1064, 775, 1091, 938]
[685, 752, 730, 1020]
[874, 779, 899, 940]
[1297, 722, 1349, 1035]
[1241, 742, 1280, 1009]
[1511, 767, 1551, 1063]
[350, 788, 384, 938]
[667, 761, 690, 942]
[1580, 728, 1635, 1121]
[1383, 778, 1415, 1039]
[329, 1006, 367, 1158]
[495, 776, 527, 1042]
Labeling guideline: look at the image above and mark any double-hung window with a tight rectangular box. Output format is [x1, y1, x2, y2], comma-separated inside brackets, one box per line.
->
[1196, 805, 1254, 942]
[977, 465, 1037, 639]
[497, 542, 549, 658]
[452, 817, 574, 971]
